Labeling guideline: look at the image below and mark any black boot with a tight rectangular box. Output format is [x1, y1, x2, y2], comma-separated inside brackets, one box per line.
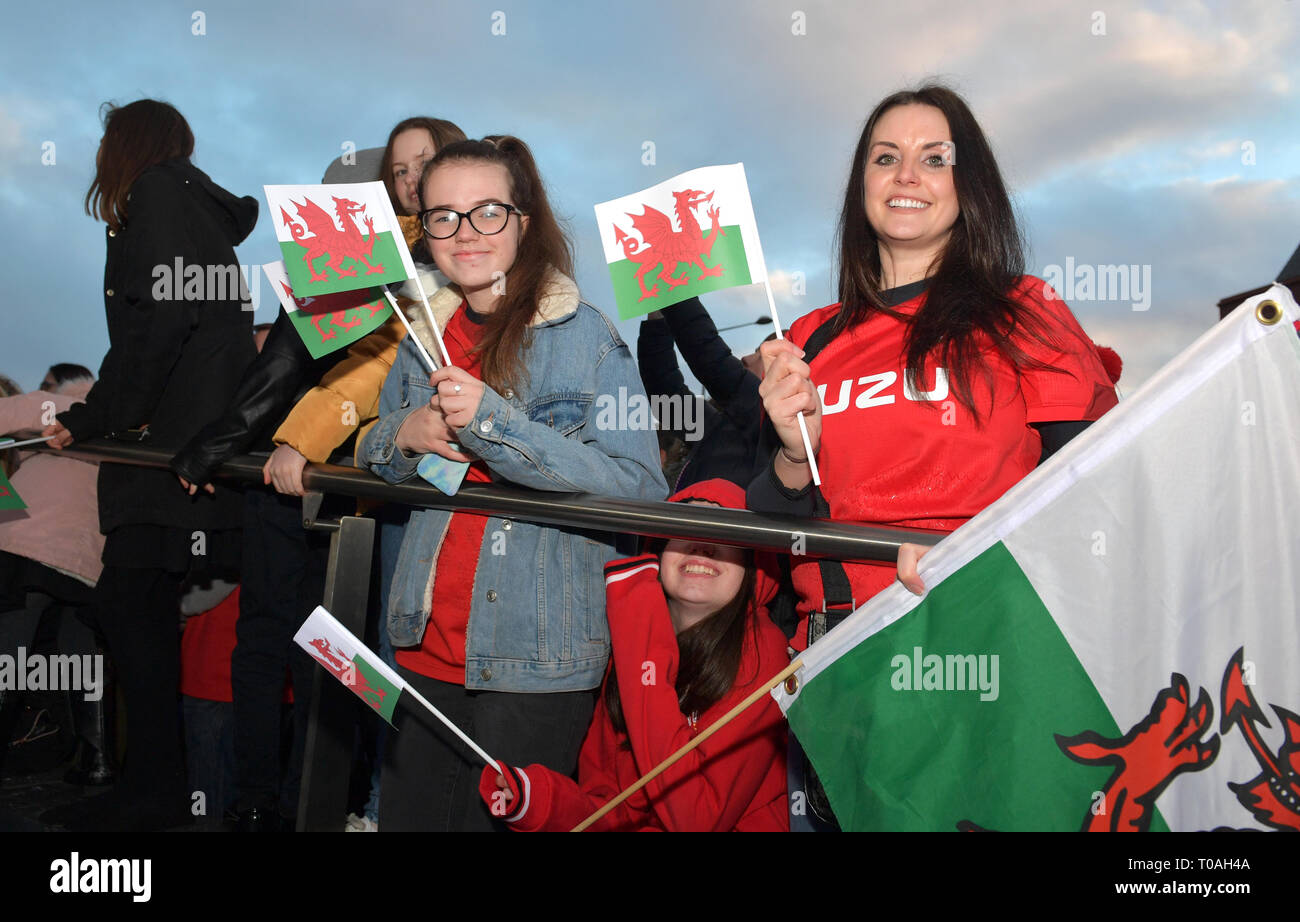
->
[64, 646, 116, 786]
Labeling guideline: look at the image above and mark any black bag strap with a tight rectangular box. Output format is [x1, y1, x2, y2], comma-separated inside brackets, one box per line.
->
[793, 313, 858, 647]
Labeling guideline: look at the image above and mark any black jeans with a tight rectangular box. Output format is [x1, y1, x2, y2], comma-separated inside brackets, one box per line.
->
[380, 667, 596, 831]
[232, 490, 326, 815]
[92, 561, 186, 797]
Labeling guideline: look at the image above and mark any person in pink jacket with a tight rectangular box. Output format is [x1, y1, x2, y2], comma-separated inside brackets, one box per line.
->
[0, 368, 103, 586]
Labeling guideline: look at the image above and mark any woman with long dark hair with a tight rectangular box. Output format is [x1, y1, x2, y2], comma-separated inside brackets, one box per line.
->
[748, 84, 1119, 831]
[43, 99, 258, 830]
[750, 84, 1118, 646]
[479, 479, 789, 832]
[360, 136, 666, 830]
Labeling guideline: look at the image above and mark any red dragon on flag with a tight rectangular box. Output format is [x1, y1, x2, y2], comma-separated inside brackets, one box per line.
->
[306, 636, 388, 712]
[613, 188, 726, 301]
[277, 281, 384, 343]
[960, 647, 1300, 832]
[281, 195, 385, 282]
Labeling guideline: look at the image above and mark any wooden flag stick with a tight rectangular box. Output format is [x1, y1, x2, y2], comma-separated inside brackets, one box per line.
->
[570, 658, 804, 832]
[761, 277, 821, 486]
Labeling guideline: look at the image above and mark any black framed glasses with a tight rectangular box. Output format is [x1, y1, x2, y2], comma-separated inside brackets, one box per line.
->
[419, 202, 525, 239]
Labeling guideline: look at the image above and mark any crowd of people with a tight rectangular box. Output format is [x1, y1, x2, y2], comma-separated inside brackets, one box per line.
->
[0, 84, 1120, 832]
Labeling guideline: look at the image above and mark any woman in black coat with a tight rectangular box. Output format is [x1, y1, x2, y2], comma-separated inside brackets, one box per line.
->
[43, 99, 258, 830]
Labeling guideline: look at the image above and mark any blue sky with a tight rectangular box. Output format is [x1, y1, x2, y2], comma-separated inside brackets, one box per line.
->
[2, 0, 1297, 395]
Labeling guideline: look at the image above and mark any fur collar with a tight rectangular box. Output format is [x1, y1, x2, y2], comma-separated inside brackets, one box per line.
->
[395, 266, 580, 361]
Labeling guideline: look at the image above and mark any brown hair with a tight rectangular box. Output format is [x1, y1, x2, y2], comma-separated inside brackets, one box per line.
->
[379, 117, 467, 215]
[85, 100, 194, 232]
[836, 83, 1072, 421]
[604, 555, 758, 739]
[419, 136, 574, 394]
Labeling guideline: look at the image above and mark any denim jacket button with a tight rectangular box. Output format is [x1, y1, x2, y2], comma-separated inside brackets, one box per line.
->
[480, 667, 493, 680]
[503, 388, 514, 400]
[486, 589, 498, 602]
[479, 419, 492, 434]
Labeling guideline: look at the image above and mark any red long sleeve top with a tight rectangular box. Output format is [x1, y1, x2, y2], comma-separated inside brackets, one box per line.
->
[483, 555, 789, 832]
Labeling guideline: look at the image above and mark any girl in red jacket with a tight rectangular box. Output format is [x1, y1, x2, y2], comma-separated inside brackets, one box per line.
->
[479, 479, 789, 832]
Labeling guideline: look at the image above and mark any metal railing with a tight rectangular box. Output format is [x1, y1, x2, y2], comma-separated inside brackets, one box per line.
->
[49, 437, 943, 830]
[59, 439, 945, 560]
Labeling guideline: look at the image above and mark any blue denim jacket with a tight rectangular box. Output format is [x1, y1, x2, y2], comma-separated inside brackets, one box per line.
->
[360, 273, 667, 691]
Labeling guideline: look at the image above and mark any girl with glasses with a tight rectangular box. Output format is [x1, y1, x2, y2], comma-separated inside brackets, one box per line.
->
[360, 136, 667, 831]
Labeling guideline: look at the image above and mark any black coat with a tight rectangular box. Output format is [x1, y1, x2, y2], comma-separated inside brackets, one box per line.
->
[170, 307, 342, 486]
[636, 297, 764, 490]
[59, 158, 259, 535]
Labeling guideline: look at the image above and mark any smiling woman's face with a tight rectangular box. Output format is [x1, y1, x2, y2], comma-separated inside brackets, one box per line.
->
[863, 103, 959, 260]
[658, 500, 747, 628]
[420, 160, 527, 311]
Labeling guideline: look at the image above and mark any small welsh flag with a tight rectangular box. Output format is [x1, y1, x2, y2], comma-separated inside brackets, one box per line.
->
[263, 261, 392, 359]
[593, 164, 769, 320]
[0, 466, 24, 511]
[294, 606, 403, 725]
[265, 181, 415, 298]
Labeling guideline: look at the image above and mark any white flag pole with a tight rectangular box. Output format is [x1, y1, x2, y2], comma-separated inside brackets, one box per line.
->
[383, 288, 437, 374]
[0, 435, 57, 450]
[760, 272, 822, 487]
[401, 684, 502, 774]
[405, 269, 454, 370]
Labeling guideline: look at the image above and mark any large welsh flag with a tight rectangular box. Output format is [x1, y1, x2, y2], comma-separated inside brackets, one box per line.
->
[294, 606, 404, 725]
[593, 164, 768, 320]
[774, 286, 1300, 832]
[262, 260, 392, 359]
[264, 181, 414, 297]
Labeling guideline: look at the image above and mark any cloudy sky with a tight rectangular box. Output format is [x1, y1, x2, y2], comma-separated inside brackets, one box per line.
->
[1, 0, 1296, 397]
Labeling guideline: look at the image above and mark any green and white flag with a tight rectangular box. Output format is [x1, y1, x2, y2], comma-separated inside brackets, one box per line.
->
[593, 164, 768, 320]
[774, 286, 1300, 832]
[265, 181, 415, 297]
[262, 260, 392, 359]
[294, 605, 500, 767]
[0, 466, 25, 511]
[294, 605, 404, 725]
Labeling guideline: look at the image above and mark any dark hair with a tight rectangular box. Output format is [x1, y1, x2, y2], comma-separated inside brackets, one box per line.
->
[419, 136, 574, 394]
[44, 363, 94, 391]
[604, 553, 758, 739]
[835, 83, 1069, 420]
[379, 117, 467, 215]
[85, 100, 194, 232]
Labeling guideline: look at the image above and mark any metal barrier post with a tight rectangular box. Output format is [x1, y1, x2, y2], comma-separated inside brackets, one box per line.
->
[295, 495, 375, 833]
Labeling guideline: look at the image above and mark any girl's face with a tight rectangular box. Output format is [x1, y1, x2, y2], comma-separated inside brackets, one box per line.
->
[863, 104, 959, 259]
[390, 129, 436, 216]
[659, 502, 747, 629]
[421, 160, 527, 308]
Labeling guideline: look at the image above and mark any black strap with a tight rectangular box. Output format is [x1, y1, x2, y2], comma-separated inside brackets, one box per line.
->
[770, 312, 859, 648]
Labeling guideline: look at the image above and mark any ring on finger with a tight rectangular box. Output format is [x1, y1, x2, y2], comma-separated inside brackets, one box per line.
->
[453, 383, 463, 393]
